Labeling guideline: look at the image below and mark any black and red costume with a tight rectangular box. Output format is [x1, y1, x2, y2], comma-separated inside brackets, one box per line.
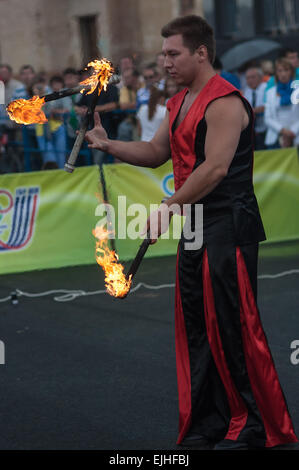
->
[166, 73, 298, 448]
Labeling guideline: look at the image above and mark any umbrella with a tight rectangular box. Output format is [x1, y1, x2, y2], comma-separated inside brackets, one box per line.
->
[220, 39, 281, 71]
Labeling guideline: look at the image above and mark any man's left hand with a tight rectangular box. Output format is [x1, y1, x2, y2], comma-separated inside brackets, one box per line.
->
[140, 203, 173, 244]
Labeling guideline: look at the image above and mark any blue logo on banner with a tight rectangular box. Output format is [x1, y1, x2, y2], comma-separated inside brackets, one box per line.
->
[0, 187, 40, 252]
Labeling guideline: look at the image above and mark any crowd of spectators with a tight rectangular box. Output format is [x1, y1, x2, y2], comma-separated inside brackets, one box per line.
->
[0, 46, 299, 173]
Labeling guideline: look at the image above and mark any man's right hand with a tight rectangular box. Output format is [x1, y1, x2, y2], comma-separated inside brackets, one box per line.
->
[84, 112, 109, 151]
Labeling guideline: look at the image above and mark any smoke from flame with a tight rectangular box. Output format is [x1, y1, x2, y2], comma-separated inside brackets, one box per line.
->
[93, 226, 132, 298]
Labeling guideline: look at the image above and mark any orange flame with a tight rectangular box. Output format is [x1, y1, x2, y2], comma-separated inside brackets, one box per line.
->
[6, 96, 47, 125]
[6, 58, 113, 125]
[79, 58, 114, 95]
[93, 226, 132, 298]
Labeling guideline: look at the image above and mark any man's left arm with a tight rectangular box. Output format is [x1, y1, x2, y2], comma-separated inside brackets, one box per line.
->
[143, 94, 246, 242]
[166, 94, 245, 209]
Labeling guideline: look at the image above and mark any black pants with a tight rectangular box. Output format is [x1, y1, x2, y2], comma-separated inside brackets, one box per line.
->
[175, 239, 298, 448]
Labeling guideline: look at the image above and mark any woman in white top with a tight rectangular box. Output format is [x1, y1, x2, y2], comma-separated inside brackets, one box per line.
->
[264, 58, 299, 149]
[137, 86, 166, 142]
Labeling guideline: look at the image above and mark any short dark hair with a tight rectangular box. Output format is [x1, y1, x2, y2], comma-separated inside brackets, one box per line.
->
[49, 75, 64, 86]
[63, 67, 79, 76]
[20, 64, 35, 74]
[0, 63, 12, 73]
[161, 15, 215, 64]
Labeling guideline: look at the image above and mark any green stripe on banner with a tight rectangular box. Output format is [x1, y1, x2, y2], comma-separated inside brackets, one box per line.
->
[1, 148, 299, 275]
[102, 161, 181, 261]
[0, 165, 100, 274]
[253, 147, 299, 257]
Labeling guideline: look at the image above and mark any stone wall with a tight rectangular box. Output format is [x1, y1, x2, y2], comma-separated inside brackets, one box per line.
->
[0, 0, 204, 75]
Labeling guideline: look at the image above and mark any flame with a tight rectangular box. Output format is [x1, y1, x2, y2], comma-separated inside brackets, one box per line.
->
[6, 58, 113, 124]
[6, 96, 47, 125]
[93, 226, 132, 298]
[79, 58, 114, 95]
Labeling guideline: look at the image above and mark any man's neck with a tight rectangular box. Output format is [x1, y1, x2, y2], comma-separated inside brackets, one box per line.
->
[187, 66, 216, 97]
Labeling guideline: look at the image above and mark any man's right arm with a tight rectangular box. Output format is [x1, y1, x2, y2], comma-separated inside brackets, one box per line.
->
[85, 110, 171, 168]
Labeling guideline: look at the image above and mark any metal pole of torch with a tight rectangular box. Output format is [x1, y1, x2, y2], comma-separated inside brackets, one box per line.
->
[42, 85, 91, 103]
[120, 198, 170, 299]
[64, 83, 100, 173]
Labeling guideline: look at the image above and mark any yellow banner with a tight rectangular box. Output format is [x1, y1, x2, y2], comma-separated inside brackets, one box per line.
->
[0, 166, 100, 274]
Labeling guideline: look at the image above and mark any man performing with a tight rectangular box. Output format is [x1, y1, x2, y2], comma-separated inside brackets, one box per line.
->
[84, 15, 298, 450]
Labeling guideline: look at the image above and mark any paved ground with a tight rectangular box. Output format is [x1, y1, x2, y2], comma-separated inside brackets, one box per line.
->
[0, 253, 298, 450]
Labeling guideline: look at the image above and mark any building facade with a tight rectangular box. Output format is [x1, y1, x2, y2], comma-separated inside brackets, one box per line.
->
[0, 0, 203, 75]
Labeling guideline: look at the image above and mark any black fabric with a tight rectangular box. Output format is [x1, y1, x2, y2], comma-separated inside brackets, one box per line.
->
[192, 91, 266, 245]
[77, 84, 119, 137]
[177, 239, 267, 447]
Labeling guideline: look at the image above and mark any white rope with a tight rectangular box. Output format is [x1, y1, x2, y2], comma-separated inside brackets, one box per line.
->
[0, 295, 12, 303]
[1, 269, 299, 304]
[258, 269, 299, 279]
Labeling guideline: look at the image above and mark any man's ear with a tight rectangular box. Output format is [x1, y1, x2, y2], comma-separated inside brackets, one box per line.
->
[196, 45, 208, 63]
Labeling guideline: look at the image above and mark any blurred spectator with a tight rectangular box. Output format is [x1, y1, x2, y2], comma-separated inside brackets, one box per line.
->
[156, 52, 167, 90]
[12, 65, 49, 170]
[117, 56, 138, 89]
[47, 75, 72, 168]
[0, 64, 22, 104]
[119, 69, 140, 110]
[117, 68, 139, 142]
[31, 78, 56, 168]
[264, 48, 299, 98]
[164, 76, 182, 103]
[137, 86, 166, 141]
[76, 83, 119, 165]
[243, 67, 267, 150]
[260, 60, 274, 83]
[213, 57, 241, 90]
[120, 56, 134, 74]
[0, 64, 22, 130]
[63, 68, 81, 141]
[136, 64, 159, 110]
[12, 65, 37, 100]
[265, 58, 299, 149]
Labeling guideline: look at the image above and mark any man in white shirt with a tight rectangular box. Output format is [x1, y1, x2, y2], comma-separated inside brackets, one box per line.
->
[243, 67, 267, 150]
[0, 64, 22, 129]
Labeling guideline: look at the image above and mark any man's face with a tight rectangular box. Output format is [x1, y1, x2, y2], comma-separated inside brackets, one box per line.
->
[162, 34, 199, 87]
[246, 69, 262, 90]
[51, 80, 63, 92]
[20, 67, 35, 86]
[120, 57, 133, 72]
[143, 68, 157, 88]
[123, 69, 134, 87]
[0, 66, 11, 84]
[64, 73, 79, 88]
[276, 64, 292, 84]
[285, 52, 299, 69]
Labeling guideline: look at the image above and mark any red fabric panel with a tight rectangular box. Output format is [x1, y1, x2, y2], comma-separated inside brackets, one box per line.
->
[168, 74, 242, 191]
[236, 247, 298, 447]
[174, 247, 192, 444]
[202, 248, 248, 440]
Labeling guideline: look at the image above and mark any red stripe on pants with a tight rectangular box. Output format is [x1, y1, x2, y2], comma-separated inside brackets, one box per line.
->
[175, 247, 192, 444]
[236, 247, 298, 447]
[202, 248, 248, 440]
